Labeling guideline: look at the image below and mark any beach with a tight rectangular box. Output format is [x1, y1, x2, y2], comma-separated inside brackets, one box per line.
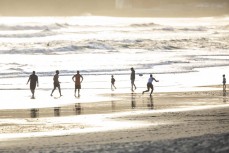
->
[0, 89, 229, 152]
[0, 16, 229, 152]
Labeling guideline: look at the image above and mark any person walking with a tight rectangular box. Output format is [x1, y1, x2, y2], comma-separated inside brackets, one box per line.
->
[51, 70, 62, 97]
[72, 71, 83, 97]
[142, 74, 159, 96]
[111, 75, 116, 91]
[27, 71, 39, 98]
[130, 67, 137, 91]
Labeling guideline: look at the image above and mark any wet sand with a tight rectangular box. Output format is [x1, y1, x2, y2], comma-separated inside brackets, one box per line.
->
[0, 89, 229, 152]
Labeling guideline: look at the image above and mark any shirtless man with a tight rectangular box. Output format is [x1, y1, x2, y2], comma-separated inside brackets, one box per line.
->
[27, 71, 39, 98]
[72, 71, 83, 97]
[130, 67, 137, 91]
[51, 70, 62, 97]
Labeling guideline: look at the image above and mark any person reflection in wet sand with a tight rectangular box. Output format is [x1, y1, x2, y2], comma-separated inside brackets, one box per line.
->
[74, 103, 81, 115]
[27, 71, 39, 99]
[51, 70, 62, 97]
[30, 109, 39, 118]
[72, 71, 83, 97]
[223, 74, 226, 92]
[54, 107, 60, 116]
[142, 74, 159, 96]
[131, 93, 136, 109]
[147, 96, 154, 109]
[111, 93, 116, 111]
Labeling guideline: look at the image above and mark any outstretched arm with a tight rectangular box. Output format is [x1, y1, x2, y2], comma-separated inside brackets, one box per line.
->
[154, 78, 159, 82]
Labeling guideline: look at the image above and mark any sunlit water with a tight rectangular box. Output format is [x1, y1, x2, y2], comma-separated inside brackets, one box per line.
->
[0, 16, 229, 109]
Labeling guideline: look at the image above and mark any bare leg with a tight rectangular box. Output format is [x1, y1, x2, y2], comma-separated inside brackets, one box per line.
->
[58, 86, 62, 96]
[51, 87, 56, 96]
[78, 89, 80, 97]
[131, 82, 136, 91]
[150, 86, 154, 96]
[133, 83, 136, 90]
[142, 87, 150, 94]
[31, 89, 35, 98]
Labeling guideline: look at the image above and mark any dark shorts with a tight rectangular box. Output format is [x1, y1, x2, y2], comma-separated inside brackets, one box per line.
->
[30, 84, 36, 90]
[131, 79, 135, 84]
[147, 83, 153, 89]
[75, 84, 81, 89]
[54, 82, 60, 88]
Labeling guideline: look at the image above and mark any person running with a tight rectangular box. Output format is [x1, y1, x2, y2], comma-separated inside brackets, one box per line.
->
[142, 74, 159, 96]
[27, 71, 39, 98]
[51, 70, 62, 97]
[111, 75, 116, 90]
[72, 71, 83, 97]
[223, 74, 226, 91]
[130, 67, 137, 91]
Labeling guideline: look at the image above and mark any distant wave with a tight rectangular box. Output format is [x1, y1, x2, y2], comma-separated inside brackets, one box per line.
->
[178, 27, 207, 32]
[85, 41, 115, 50]
[130, 22, 159, 27]
[0, 24, 62, 31]
[161, 27, 175, 31]
[1, 37, 228, 55]
[0, 30, 58, 38]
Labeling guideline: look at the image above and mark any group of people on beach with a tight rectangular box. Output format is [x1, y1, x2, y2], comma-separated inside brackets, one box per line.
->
[27, 67, 160, 99]
[27, 67, 227, 99]
[27, 70, 83, 98]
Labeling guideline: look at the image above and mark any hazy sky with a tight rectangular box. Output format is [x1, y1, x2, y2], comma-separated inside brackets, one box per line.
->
[0, 0, 228, 17]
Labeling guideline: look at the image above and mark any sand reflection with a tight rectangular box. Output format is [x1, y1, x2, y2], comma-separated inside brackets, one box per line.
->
[54, 107, 61, 117]
[131, 93, 136, 109]
[30, 109, 39, 118]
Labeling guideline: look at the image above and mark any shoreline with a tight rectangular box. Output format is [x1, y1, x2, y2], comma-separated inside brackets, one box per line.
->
[0, 88, 228, 152]
[0, 105, 228, 152]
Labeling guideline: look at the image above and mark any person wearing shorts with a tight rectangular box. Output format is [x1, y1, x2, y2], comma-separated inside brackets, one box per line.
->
[72, 71, 83, 97]
[27, 71, 39, 98]
[130, 67, 137, 91]
[111, 75, 116, 90]
[51, 70, 62, 96]
[142, 74, 159, 96]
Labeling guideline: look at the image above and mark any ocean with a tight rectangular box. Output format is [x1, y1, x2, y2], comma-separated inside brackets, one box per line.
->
[0, 16, 229, 96]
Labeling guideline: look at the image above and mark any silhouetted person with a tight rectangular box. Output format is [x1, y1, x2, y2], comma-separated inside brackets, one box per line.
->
[72, 71, 83, 97]
[223, 74, 226, 92]
[51, 70, 62, 97]
[130, 67, 137, 91]
[111, 75, 116, 90]
[27, 71, 39, 98]
[142, 74, 159, 96]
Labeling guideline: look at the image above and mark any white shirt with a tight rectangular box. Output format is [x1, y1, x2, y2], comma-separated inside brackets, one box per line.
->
[148, 77, 154, 84]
